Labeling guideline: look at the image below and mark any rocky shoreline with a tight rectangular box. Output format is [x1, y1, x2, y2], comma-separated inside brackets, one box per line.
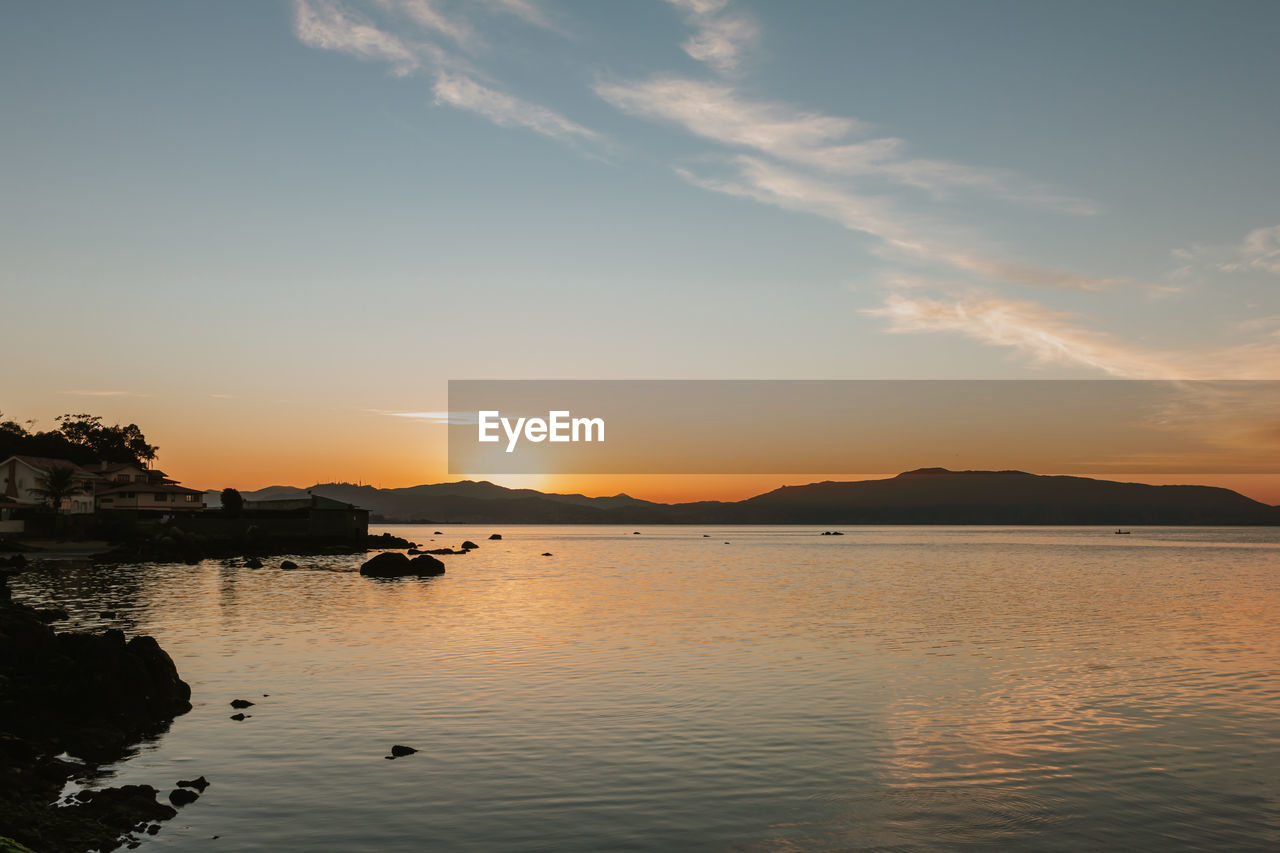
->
[0, 572, 197, 852]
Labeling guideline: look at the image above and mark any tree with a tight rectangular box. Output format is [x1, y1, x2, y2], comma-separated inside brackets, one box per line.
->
[221, 488, 244, 518]
[56, 414, 159, 466]
[29, 465, 88, 538]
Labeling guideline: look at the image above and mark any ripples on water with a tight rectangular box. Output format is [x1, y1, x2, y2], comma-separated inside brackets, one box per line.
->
[12, 526, 1280, 851]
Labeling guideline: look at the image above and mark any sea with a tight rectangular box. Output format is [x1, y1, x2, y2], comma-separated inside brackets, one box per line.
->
[10, 525, 1280, 851]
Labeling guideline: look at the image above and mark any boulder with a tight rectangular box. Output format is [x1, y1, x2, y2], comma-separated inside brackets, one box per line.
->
[280, 560, 298, 570]
[359, 552, 413, 577]
[229, 699, 254, 709]
[408, 555, 446, 576]
[488, 534, 502, 540]
[390, 744, 418, 757]
[168, 788, 199, 807]
[360, 552, 444, 577]
[177, 776, 210, 792]
[460, 541, 479, 550]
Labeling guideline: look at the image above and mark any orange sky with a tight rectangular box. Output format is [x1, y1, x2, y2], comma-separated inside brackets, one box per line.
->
[9, 397, 1279, 506]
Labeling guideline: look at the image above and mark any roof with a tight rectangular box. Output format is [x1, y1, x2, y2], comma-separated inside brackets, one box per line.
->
[3, 456, 100, 478]
[97, 482, 204, 496]
[96, 461, 168, 477]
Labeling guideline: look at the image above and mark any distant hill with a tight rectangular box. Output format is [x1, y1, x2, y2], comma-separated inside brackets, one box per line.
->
[206, 469, 1280, 525]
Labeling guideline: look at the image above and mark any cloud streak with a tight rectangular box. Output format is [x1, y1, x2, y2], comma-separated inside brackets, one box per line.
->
[679, 156, 1118, 291]
[666, 0, 760, 75]
[597, 76, 1095, 213]
[865, 290, 1280, 379]
[1174, 224, 1280, 277]
[294, 0, 422, 75]
[433, 73, 602, 146]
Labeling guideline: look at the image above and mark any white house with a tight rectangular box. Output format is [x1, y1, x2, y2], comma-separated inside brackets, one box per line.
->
[0, 456, 100, 514]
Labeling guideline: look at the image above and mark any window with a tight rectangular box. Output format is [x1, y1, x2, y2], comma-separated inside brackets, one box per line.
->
[184, 494, 198, 502]
[116, 474, 129, 482]
[154, 493, 168, 502]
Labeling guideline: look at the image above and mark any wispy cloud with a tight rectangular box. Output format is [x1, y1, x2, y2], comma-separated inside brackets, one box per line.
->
[367, 409, 476, 424]
[597, 76, 1096, 213]
[384, 0, 475, 48]
[666, 0, 760, 75]
[679, 156, 1118, 291]
[865, 290, 1280, 379]
[294, 0, 422, 75]
[292, 1, 603, 150]
[433, 73, 602, 147]
[1174, 224, 1280, 277]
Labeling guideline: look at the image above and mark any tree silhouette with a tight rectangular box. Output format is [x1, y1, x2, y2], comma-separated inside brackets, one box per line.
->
[29, 465, 88, 538]
[221, 488, 244, 518]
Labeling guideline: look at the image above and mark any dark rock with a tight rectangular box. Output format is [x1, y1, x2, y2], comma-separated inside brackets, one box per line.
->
[243, 557, 263, 569]
[35, 608, 69, 623]
[407, 548, 422, 555]
[147, 824, 160, 835]
[230, 699, 255, 709]
[541, 552, 553, 556]
[434, 531, 443, 535]
[460, 541, 479, 550]
[633, 531, 641, 534]
[488, 534, 502, 540]
[359, 552, 412, 576]
[366, 532, 413, 549]
[390, 744, 418, 757]
[280, 560, 298, 570]
[423, 548, 467, 555]
[361, 551, 445, 577]
[168, 788, 199, 807]
[177, 776, 210, 792]
[229, 713, 247, 721]
[408, 554, 446, 576]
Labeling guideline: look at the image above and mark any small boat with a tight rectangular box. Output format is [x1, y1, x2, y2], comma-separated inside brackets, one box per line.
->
[1114, 529, 1131, 534]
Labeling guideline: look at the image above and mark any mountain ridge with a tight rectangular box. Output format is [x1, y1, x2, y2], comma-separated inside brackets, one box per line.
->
[205, 469, 1280, 525]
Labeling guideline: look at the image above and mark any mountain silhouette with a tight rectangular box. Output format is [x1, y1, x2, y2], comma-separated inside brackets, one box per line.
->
[209, 469, 1279, 525]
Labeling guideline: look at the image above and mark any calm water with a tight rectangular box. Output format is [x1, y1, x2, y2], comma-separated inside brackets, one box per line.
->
[12, 525, 1280, 851]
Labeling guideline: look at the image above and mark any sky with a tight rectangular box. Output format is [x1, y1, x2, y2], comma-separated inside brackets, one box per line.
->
[3, 1, 1279, 502]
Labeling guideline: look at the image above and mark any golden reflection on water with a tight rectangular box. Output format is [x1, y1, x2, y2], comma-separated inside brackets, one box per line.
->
[11, 526, 1280, 852]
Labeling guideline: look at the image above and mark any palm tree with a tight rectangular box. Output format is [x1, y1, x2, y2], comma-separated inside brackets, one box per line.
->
[29, 465, 87, 538]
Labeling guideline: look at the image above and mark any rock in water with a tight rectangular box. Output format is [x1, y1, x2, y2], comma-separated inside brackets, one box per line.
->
[541, 552, 553, 556]
[168, 788, 199, 807]
[408, 554, 446, 576]
[361, 552, 445, 577]
[177, 776, 210, 792]
[460, 541, 479, 550]
[280, 560, 298, 570]
[390, 744, 418, 757]
[359, 552, 413, 577]
[230, 699, 255, 709]
[488, 534, 502, 540]
[230, 713, 247, 721]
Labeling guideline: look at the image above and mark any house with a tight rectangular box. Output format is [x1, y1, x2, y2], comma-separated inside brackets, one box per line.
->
[1, 456, 100, 514]
[92, 460, 206, 513]
[96, 482, 206, 513]
[0, 454, 207, 517]
[241, 493, 369, 541]
[0, 498, 25, 534]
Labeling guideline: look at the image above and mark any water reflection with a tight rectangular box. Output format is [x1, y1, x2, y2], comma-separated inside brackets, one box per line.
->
[9, 526, 1280, 851]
